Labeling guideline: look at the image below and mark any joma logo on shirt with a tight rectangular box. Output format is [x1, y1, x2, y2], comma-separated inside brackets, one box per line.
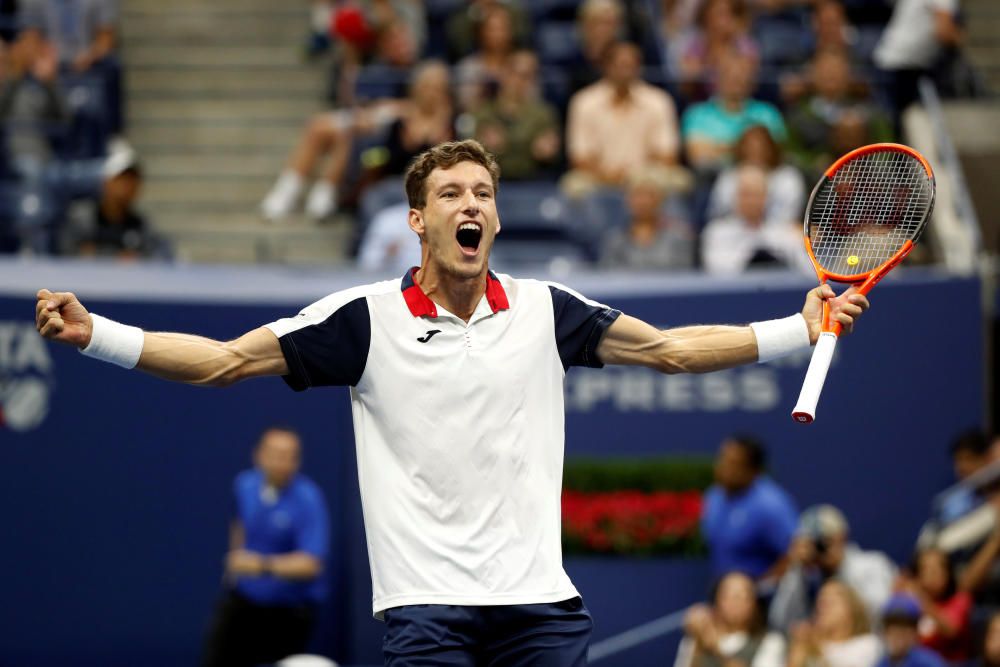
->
[416, 330, 441, 343]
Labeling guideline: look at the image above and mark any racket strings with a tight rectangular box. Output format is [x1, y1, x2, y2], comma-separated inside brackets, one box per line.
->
[809, 151, 933, 276]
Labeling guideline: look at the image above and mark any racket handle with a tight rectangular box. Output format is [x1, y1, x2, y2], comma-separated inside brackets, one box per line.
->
[791, 332, 838, 424]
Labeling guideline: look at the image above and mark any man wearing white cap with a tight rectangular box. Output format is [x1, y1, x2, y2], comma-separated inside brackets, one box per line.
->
[770, 504, 897, 631]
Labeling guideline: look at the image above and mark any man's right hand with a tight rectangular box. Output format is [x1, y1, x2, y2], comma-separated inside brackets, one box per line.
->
[35, 289, 93, 349]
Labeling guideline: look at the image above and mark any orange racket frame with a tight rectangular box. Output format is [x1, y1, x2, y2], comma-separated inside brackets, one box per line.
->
[792, 143, 935, 423]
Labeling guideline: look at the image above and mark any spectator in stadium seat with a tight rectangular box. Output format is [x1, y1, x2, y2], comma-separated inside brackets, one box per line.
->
[62, 145, 166, 259]
[708, 125, 805, 226]
[875, 594, 948, 667]
[0, 35, 105, 251]
[470, 50, 560, 181]
[669, 0, 758, 101]
[562, 41, 682, 199]
[599, 170, 694, 270]
[455, 4, 519, 113]
[681, 51, 785, 174]
[914, 430, 994, 571]
[955, 502, 1000, 611]
[937, 429, 993, 524]
[445, 0, 529, 62]
[20, 0, 115, 72]
[769, 504, 897, 633]
[261, 60, 452, 222]
[327, 1, 427, 67]
[339, 19, 422, 107]
[701, 434, 798, 579]
[873, 0, 961, 134]
[898, 547, 973, 664]
[976, 612, 1000, 667]
[658, 0, 702, 44]
[786, 580, 882, 667]
[779, 0, 861, 106]
[674, 571, 787, 667]
[19, 0, 123, 135]
[201, 427, 329, 667]
[810, 0, 856, 56]
[701, 166, 806, 275]
[786, 49, 892, 182]
[565, 0, 627, 94]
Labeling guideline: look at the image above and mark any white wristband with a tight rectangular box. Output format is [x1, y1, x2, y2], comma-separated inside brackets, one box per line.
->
[750, 314, 811, 363]
[80, 314, 145, 369]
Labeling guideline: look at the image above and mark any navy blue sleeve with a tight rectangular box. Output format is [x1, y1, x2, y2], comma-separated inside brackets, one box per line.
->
[548, 284, 622, 370]
[275, 296, 371, 391]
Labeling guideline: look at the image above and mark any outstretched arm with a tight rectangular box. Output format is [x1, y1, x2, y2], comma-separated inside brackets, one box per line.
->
[597, 285, 869, 373]
[35, 289, 288, 386]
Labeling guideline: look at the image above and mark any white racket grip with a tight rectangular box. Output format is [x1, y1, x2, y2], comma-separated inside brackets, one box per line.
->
[791, 332, 838, 424]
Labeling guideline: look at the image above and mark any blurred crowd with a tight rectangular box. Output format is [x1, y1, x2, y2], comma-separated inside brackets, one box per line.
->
[0, 0, 972, 268]
[684, 429, 1000, 667]
[0, 0, 166, 259]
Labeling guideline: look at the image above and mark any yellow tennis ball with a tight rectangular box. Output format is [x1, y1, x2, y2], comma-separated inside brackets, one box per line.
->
[847, 255, 859, 266]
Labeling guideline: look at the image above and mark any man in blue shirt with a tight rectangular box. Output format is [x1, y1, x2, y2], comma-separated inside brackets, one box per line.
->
[202, 426, 330, 667]
[681, 52, 786, 173]
[701, 434, 798, 579]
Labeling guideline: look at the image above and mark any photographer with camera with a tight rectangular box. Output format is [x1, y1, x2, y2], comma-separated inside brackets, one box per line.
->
[769, 505, 897, 634]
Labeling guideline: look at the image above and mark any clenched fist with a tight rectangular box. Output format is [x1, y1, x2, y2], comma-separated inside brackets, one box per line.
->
[35, 289, 93, 349]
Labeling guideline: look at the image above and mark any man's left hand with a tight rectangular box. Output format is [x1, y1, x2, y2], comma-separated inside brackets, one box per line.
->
[226, 549, 265, 576]
[801, 285, 870, 344]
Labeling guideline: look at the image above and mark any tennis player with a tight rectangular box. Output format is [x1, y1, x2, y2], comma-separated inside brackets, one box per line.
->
[35, 140, 868, 666]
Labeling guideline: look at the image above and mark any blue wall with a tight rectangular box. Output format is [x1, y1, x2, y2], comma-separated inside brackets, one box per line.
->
[0, 268, 983, 666]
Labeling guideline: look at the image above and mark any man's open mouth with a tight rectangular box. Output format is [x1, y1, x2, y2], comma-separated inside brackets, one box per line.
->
[456, 221, 483, 256]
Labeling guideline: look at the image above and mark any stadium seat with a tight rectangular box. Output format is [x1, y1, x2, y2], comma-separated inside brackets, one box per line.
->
[753, 19, 811, 67]
[353, 65, 409, 103]
[359, 177, 407, 229]
[490, 238, 588, 270]
[496, 181, 570, 237]
[539, 67, 571, 111]
[535, 22, 579, 66]
[528, 0, 582, 21]
[855, 25, 885, 65]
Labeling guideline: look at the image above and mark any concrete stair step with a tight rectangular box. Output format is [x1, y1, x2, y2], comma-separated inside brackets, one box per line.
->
[129, 97, 317, 122]
[968, 24, 1000, 48]
[143, 153, 281, 178]
[942, 102, 1000, 152]
[124, 0, 295, 11]
[163, 217, 352, 265]
[126, 68, 324, 98]
[158, 212, 330, 230]
[967, 46, 1000, 64]
[144, 175, 275, 207]
[119, 0, 350, 264]
[130, 123, 302, 151]
[122, 12, 306, 44]
[123, 45, 301, 68]
[964, 0, 1000, 15]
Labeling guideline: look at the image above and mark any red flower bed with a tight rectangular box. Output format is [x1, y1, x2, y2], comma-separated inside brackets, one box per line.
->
[562, 489, 704, 556]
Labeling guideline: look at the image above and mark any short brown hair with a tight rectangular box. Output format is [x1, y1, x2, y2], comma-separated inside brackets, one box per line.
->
[404, 140, 501, 209]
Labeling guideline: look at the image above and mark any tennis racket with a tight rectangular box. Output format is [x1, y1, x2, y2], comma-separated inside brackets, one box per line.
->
[791, 143, 935, 423]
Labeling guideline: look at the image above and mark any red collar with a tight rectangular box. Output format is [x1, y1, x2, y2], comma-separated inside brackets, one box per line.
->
[400, 267, 509, 318]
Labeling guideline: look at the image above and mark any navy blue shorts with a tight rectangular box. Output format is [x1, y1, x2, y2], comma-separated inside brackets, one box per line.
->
[382, 597, 593, 666]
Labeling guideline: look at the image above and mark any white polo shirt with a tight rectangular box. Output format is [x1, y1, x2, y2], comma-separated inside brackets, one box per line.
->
[264, 269, 621, 616]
